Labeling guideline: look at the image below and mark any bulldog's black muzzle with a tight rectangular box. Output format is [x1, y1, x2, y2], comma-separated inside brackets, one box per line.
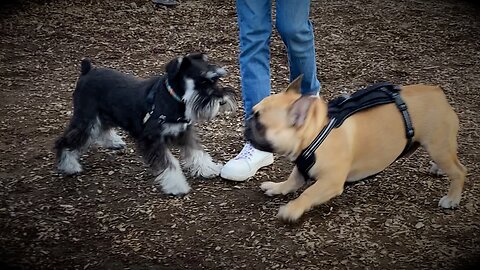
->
[245, 113, 274, 153]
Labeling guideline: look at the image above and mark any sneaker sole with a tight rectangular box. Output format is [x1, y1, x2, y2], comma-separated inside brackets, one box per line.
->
[220, 155, 274, 182]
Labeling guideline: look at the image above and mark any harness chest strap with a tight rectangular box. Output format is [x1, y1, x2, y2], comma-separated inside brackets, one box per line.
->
[295, 83, 415, 181]
[295, 118, 337, 181]
[143, 78, 162, 124]
[142, 78, 191, 125]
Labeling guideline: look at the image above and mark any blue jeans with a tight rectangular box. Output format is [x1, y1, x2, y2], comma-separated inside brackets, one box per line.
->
[237, 0, 320, 120]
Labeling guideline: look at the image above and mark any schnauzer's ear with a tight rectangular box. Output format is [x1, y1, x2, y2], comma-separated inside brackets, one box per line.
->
[285, 74, 303, 94]
[187, 52, 208, 62]
[289, 95, 317, 127]
[165, 56, 191, 80]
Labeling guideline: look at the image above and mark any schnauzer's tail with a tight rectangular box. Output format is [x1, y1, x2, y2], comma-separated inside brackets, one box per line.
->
[80, 58, 92, 75]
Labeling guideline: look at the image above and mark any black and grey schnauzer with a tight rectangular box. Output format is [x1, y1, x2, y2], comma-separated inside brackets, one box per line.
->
[54, 53, 236, 195]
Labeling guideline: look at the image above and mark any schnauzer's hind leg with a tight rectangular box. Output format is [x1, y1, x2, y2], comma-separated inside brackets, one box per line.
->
[139, 140, 190, 195]
[180, 127, 222, 178]
[55, 116, 102, 175]
[96, 128, 126, 150]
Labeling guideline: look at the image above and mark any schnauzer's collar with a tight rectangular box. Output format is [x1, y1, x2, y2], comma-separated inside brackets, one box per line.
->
[165, 79, 183, 103]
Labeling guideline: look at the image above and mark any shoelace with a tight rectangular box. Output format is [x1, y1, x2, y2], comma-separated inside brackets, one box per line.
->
[234, 143, 255, 160]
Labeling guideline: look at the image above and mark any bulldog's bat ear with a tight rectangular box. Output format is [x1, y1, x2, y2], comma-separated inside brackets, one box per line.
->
[165, 56, 191, 80]
[289, 95, 317, 127]
[285, 74, 303, 94]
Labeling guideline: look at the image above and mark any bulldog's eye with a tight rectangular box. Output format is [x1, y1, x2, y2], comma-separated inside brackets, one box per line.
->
[253, 111, 260, 119]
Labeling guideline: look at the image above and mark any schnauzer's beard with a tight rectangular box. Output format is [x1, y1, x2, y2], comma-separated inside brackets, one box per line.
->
[182, 78, 236, 122]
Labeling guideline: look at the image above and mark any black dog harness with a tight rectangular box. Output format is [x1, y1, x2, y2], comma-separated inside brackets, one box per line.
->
[143, 78, 191, 126]
[295, 82, 415, 180]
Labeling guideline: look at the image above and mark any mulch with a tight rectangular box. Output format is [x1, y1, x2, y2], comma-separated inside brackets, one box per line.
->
[0, 0, 479, 269]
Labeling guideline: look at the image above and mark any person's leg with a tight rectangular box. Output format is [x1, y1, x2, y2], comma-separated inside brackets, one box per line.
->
[237, 0, 272, 120]
[221, 0, 274, 182]
[275, 0, 320, 95]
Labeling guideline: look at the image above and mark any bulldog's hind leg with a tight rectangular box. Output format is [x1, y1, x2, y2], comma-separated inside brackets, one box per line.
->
[426, 147, 467, 209]
[423, 117, 467, 209]
[260, 167, 305, 196]
[429, 161, 446, 176]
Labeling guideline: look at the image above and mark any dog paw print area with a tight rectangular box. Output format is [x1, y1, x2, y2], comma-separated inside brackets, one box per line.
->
[0, 0, 479, 270]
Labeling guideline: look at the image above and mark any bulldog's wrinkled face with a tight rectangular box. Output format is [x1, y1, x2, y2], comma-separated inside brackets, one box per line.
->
[245, 75, 322, 159]
[245, 93, 297, 154]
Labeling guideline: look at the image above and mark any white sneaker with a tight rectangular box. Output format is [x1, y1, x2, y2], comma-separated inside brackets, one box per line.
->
[220, 143, 274, 181]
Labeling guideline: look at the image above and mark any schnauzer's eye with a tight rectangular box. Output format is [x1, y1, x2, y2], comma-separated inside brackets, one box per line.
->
[200, 78, 211, 85]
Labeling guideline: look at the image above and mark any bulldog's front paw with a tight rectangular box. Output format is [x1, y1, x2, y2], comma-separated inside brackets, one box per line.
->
[277, 201, 305, 222]
[260, 181, 284, 196]
[438, 195, 461, 209]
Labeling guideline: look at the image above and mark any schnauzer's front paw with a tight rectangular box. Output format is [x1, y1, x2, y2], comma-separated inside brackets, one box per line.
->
[193, 162, 223, 178]
[438, 195, 461, 209]
[183, 150, 222, 178]
[58, 166, 83, 176]
[429, 161, 445, 176]
[155, 169, 191, 195]
[260, 181, 284, 196]
[204, 162, 223, 178]
[57, 150, 83, 175]
[106, 141, 127, 150]
[97, 132, 127, 150]
[277, 202, 305, 222]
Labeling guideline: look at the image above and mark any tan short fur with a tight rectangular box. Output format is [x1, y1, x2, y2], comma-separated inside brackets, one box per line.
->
[251, 77, 467, 222]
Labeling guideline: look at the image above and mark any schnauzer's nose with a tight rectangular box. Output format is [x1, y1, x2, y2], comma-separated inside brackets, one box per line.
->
[216, 67, 227, 76]
[208, 65, 226, 77]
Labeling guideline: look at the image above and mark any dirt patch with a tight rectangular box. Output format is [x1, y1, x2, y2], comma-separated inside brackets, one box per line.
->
[0, 0, 479, 269]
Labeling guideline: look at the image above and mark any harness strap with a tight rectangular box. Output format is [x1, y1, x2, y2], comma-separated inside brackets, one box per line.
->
[146, 79, 160, 107]
[294, 83, 415, 181]
[389, 91, 415, 158]
[143, 78, 162, 124]
[328, 83, 401, 128]
[142, 78, 191, 125]
[295, 118, 337, 181]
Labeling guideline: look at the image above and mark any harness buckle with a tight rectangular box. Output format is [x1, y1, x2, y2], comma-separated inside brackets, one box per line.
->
[143, 104, 156, 124]
[407, 128, 415, 137]
[398, 102, 408, 111]
[391, 92, 408, 111]
[158, 115, 166, 124]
